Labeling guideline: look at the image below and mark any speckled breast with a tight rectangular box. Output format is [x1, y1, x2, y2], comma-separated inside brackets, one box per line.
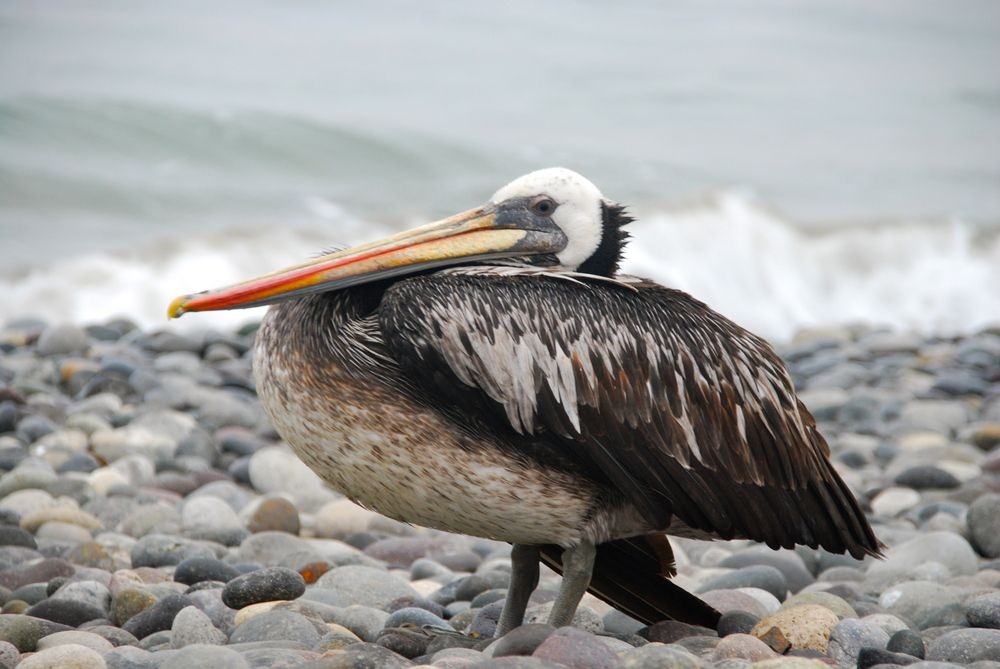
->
[252, 305, 605, 547]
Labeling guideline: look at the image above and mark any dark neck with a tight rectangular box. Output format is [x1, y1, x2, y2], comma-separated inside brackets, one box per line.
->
[576, 201, 632, 277]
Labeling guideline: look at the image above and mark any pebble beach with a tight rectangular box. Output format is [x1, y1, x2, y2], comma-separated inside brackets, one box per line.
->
[0, 317, 998, 669]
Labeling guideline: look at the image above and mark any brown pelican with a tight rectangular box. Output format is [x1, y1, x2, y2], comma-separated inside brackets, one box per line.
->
[169, 168, 880, 634]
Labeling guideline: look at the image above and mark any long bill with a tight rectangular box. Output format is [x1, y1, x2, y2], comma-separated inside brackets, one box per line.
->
[168, 205, 560, 318]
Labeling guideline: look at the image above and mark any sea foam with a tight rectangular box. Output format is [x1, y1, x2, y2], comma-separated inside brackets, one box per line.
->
[2, 192, 997, 342]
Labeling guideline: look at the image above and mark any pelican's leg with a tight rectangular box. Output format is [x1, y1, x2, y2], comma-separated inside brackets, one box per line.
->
[495, 544, 540, 637]
[547, 540, 596, 628]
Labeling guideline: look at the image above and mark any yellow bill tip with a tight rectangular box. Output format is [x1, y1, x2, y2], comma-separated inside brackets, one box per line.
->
[167, 295, 190, 319]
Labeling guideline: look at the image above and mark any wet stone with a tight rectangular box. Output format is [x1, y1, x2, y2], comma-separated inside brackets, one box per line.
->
[121, 594, 192, 639]
[25, 599, 106, 627]
[173, 556, 240, 586]
[221, 567, 305, 609]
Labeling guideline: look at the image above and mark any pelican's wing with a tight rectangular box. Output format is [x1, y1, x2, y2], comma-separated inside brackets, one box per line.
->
[380, 269, 879, 557]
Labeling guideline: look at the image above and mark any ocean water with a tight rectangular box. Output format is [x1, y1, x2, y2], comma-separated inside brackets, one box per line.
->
[1, 1, 998, 341]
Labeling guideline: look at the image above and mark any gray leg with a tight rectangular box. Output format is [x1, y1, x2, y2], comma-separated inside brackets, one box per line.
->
[547, 540, 596, 628]
[495, 544, 540, 637]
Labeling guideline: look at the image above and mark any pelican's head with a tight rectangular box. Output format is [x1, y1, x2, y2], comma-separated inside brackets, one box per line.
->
[168, 168, 632, 318]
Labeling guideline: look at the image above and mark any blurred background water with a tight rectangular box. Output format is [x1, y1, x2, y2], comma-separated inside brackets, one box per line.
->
[1, 0, 998, 340]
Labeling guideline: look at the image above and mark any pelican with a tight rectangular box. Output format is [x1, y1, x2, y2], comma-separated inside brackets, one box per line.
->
[169, 168, 880, 635]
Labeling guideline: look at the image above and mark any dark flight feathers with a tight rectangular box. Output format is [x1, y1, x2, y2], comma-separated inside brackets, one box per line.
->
[380, 269, 880, 560]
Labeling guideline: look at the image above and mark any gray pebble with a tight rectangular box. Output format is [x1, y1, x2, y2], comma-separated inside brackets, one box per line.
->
[888, 629, 925, 659]
[314, 565, 418, 609]
[696, 565, 788, 601]
[170, 605, 226, 648]
[130, 534, 213, 568]
[827, 617, 891, 664]
[36, 324, 88, 356]
[718, 548, 814, 593]
[159, 644, 249, 669]
[384, 606, 452, 631]
[966, 592, 1000, 629]
[122, 594, 193, 639]
[228, 610, 320, 646]
[969, 494, 1000, 558]
[926, 628, 1000, 663]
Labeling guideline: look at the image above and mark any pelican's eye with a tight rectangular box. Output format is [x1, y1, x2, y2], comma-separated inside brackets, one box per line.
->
[529, 196, 558, 217]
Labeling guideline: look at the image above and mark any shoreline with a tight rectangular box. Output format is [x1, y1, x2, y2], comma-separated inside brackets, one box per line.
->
[0, 318, 998, 667]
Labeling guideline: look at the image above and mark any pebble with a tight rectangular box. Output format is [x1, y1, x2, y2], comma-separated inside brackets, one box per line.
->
[712, 633, 777, 661]
[35, 630, 114, 653]
[826, 618, 890, 664]
[490, 623, 556, 657]
[857, 648, 920, 669]
[968, 493, 1000, 558]
[170, 605, 227, 648]
[532, 626, 617, 667]
[966, 592, 1000, 629]
[697, 566, 789, 602]
[893, 465, 961, 489]
[700, 589, 773, 618]
[228, 610, 320, 646]
[36, 325, 89, 356]
[871, 487, 922, 517]
[122, 594, 193, 639]
[246, 497, 300, 535]
[887, 628, 925, 659]
[751, 604, 839, 652]
[221, 567, 305, 609]
[174, 556, 240, 585]
[877, 581, 964, 629]
[314, 565, 418, 609]
[17, 643, 106, 669]
[619, 644, 701, 669]
[925, 628, 1000, 663]
[718, 549, 814, 593]
[303, 642, 412, 668]
[866, 532, 978, 588]
[718, 611, 760, 637]
[25, 599, 106, 627]
[159, 644, 249, 669]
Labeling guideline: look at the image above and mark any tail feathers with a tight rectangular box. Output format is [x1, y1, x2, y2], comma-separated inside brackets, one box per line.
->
[539, 535, 721, 629]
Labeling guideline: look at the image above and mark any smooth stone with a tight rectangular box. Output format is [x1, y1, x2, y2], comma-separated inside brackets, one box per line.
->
[170, 605, 226, 648]
[867, 533, 978, 587]
[228, 610, 321, 646]
[0, 640, 17, 669]
[173, 557, 239, 586]
[235, 532, 318, 566]
[296, 642, 412, 669]
[644, 620, 718, 644]
[888, 629, 925, 659]
[751, 604, 839, 652]
[50, 580, 111, 615]
[121, 594, 192, 639]
[697, 566, 788, 602]
[878, 581, 964, 629]
[247, 448, 324, 500]
[718, 611, 761, 637]
[827, 618, 891, 664]
[313, 499, 378, 539]
[109, 588, 157, 627]
[246, 497, 300, 535]
[894, 466, 961, 490]
[620, 643, 701, 669]
[221, 567, 305, 609]
[0, 526, 37, 549]
[0, 558, 74, 590]
[314, 565, 418, 610]
[491, 624, 556, 657]
[700, 589, 772, 618]
[36, 629, 113, 652]
[712, 633, 777, 662]
[17, 642, 106, 669]
[532, 625, 617, 667]
[180, 496, 244, 544]
[329, 605, 389, 642]
[966, 592, 1000, 629]
[81, 624, 138, 648]
[780, 591, 856, 619]
[384, 606, 452, 631]
[0, 614, 72, 652]
[102, 645, 156, 669]
[36, 325, 88, 356]
[25, 599, 105, 627]
[602, 609, 644, 636]
[871, 487, 922, 517]
[718, 549, 814, 594]
[926, 628, 1000, 663]
[375, 626, 431, 658]
[159, 644, 249, 669]
[240, 647, 319, 668]
[857, 648, 920, 669]
[130, 534, 214, 568]
[969, 494, 1000, 558]
[524, 601, 602, 634]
